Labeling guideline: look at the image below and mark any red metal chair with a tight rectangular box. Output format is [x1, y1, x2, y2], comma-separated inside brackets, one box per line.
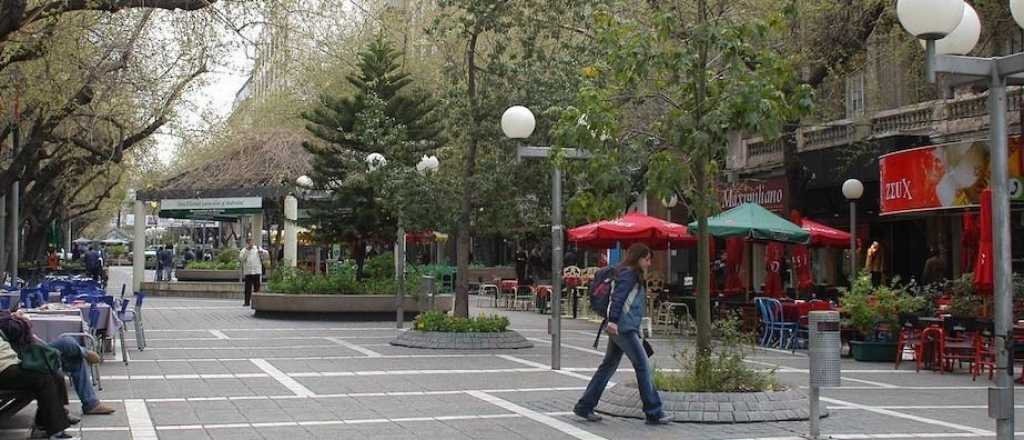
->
[920, 326, 945, 372]
[894, 323, 923, 371]
[972, 332, 996, 381]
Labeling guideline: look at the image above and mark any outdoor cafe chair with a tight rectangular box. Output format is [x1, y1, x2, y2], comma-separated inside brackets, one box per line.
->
[116, 293, 146, 365]
[18, 289, 45, 309]
[972, 324, 996, 381]
[754, 297, 798, 349]
[513, 285, 535, 311]
[56, 330, 102, 392]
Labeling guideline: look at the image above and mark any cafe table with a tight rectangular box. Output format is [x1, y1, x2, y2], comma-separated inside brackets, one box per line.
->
[23, 313, 84, 343]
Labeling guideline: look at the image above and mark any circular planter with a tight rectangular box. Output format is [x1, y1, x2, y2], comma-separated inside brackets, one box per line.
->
[598, 382, 823, 423]
[390, 330, 533, 350]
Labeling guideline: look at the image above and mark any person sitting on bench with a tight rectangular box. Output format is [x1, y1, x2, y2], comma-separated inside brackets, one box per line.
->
[0, 332, 78, 439]
[0, 311, 115, 416]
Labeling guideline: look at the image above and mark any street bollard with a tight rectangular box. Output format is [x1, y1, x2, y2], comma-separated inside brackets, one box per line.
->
[421, 275, 436, 311]
[808, 310, 841, 439]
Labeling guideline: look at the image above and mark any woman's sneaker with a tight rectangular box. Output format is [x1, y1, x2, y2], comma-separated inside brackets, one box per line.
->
[49, 432, 79, 440]
[645, 414, 673, 425]
[573, 409, 603, 422]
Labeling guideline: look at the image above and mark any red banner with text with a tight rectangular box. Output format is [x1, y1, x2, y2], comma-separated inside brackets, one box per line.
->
[879, 137, 1024, 215]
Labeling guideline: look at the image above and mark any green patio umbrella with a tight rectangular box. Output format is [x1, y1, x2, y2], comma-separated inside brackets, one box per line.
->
[687, 203, 811, 244]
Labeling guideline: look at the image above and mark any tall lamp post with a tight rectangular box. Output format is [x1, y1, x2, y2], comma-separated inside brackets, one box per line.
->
[365, 153, 439, 328]
[841, 179, 863, 285]
[896, 0, 1014, 436]
[502, 105, 592, 371]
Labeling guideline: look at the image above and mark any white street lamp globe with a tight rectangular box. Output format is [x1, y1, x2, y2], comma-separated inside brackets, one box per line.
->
[416, 155, 440, 174]
[501, 106, 536, 139]
[842, 179, 864, 200]
[897, 0, 965, 39]
[296, 175, 314, 188]
[366, 153, 387, 172]
[661, 194, 679, 208]
[920, 3, 980, 55]
[1013, 0, 1024, 30]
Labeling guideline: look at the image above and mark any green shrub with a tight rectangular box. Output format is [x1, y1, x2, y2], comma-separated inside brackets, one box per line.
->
[266, 266, 420, 295]
[363, 252, 394, 280]
[413, 311, 509, 333]
[185, 260, 240, 270]
[839, 271, 923, 340]
[654, 316, 779, 393]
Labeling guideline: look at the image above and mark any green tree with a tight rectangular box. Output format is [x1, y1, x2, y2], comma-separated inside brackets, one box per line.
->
[554, 0, 812, 363]
[301, 35, 441, 279]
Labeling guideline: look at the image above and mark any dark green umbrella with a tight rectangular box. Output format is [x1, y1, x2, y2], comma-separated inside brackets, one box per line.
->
[688, 203, 811, 244]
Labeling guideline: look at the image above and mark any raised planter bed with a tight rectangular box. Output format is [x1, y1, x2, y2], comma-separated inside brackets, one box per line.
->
[464, 266, 516, 284]
[252, 292, 453, 314]
[598, 383, 821, 423]
[141, 281, 243, 300]
[390, 330, 532, 350]
[176, 269, 241, 282]
[850, 340, 898, 362]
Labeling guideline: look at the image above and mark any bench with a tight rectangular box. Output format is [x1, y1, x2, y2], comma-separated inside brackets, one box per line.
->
[0, 389, 33, 420]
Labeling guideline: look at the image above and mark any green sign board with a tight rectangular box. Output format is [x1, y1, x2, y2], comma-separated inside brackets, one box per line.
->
[159, 197, 262, 221]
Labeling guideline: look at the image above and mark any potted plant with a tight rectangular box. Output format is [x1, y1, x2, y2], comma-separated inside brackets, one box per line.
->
[947, 273, 983, 326]
[841, 272, 923, 362]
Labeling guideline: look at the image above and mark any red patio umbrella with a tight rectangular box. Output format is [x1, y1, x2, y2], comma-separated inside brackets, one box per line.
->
[961, 213, 980, 273]
[764, 242, 785, 298]
[568, 212, 697, 250]
[724, 237, 745, 291]
[791, 244, 813, 293]
[974, 189, 993, 296]
[801, 219, 851, 248]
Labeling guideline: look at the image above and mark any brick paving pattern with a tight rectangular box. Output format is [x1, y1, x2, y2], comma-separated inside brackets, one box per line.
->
[0, 267, 1014, 439]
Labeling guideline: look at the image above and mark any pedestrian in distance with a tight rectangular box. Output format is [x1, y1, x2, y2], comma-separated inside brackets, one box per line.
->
[159, 245, 174, 281]
[83, 247, 103, 285]
[574, 243, 671, 425]
[239, 239, 268, 307]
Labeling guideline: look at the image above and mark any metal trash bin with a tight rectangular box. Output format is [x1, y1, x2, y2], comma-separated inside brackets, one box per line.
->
[808, 310, 841, 439]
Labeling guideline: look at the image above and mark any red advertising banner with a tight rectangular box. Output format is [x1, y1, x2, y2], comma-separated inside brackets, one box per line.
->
[879, 137, 1024, 215]
[719, 177, 788, 214]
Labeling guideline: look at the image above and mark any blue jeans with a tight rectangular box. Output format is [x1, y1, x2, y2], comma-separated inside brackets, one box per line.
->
[575, 330, 663, 419]
[49, 336, 99, 412]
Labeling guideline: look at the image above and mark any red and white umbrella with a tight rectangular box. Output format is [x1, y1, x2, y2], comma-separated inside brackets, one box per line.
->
[568, 212, 697, 250]
[801, 219, 851, 248]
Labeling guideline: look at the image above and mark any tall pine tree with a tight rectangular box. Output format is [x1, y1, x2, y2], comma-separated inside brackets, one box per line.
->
[302, 35, 441, 279]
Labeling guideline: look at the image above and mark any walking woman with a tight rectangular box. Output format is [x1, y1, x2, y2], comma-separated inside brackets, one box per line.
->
[574, 243, 670, 425]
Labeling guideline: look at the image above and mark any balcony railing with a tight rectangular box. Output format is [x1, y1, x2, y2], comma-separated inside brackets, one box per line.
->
[735, 88, 1023, 171]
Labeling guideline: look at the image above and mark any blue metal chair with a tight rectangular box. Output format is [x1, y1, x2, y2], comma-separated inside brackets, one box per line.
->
[116, 293, 146, 364]
[754, 297, 799, 349]
[18, 288, 44, 309]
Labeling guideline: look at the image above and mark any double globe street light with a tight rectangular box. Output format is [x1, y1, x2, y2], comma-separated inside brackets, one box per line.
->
[896, 1, 1024, 437]
[363, 153, 440, 328]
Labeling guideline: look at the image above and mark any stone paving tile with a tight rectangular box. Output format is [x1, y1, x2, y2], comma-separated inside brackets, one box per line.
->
[18, 277, 1017, 439]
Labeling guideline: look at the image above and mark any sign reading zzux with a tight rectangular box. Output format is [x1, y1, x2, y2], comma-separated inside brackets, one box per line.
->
[879, 137, 1024, 215]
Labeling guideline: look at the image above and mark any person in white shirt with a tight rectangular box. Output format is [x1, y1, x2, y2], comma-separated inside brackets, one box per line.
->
[239, 239, 268, 306]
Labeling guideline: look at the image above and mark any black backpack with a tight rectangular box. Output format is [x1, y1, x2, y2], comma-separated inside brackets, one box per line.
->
[588, 266, 617, 318]
[589, 267, 619, 348]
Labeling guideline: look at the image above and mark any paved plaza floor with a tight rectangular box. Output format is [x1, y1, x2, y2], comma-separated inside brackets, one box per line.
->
[0, 269, 1020, 439]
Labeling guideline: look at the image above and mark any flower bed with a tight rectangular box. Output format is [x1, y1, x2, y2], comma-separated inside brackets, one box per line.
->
[389, 311, 532, 349]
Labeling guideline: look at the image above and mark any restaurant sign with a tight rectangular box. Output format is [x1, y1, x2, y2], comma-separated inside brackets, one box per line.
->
[719, 177, 788, 214]
[159, 197, 263, 220]
[879, 137, 1024, 215]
